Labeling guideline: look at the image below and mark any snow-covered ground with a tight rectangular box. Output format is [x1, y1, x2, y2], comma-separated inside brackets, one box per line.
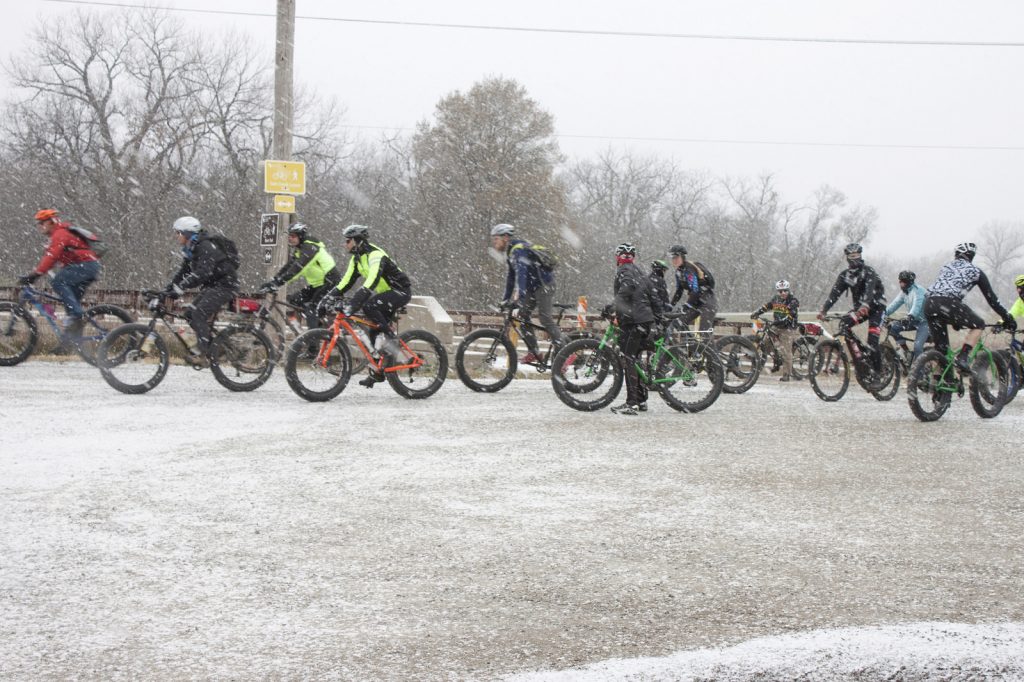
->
[1, 361, 1022, 680]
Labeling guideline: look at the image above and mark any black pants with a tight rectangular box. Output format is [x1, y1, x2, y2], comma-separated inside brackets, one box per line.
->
[361, 288, 412, 336]
[924, 295, 984, 355]
[838, 308, 884, 371]
[187, 286, 236, 354]
[619, 323, 651, 406]
[288, 277, 340, 329]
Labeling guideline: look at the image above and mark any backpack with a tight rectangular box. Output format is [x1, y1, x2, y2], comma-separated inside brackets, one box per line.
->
[531, 244, 558, 271]
[207, 234, 241, 273]
[693, 261, 715, 289]
[67, 225, 110, 259]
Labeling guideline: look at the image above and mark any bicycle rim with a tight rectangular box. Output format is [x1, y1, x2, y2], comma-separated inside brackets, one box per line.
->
[210, 326, 275, 392]
[809, 340, 850, 402]
[715, 335, 759, 394]
[1000, 349, 1021, 404]
[969, 349, 1006, 418]
[455, 328, 516, 392]
[869, 346, 901, 401]
[550, 337, 622, 411]
[0, 302, 37, 366]
[906, 350, 952, 422]
[386, 330, 448, 399]
[284, 328, 351, 401]
[98, 323, 169, 394]
[656, 341, 724, 412]
[76, 304, 133, 366]
[791, 336, 814, 379]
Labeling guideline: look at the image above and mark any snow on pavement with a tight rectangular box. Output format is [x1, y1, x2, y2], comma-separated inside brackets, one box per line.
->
[1, 360, 1022, 679]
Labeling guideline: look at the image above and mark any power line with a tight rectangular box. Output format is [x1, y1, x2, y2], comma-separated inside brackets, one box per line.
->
[42, 0, 1024, 48]
[341, 124, 1024, 151]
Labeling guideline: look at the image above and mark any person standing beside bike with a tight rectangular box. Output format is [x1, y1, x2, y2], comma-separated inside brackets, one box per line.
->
[18, 209, 101, 339]
[884, 270, 930, 362]
[320, 224, 412, 387]
[259, 222, 341, 329]
[490, 223, 564, 363]
[609, 243, 658, 416]
[161, 216, 240, 366]
[751, 279, 801, 382]
[923, 242, 1016, 373]
[669, 245, 717, 333]
[817, 243, 887, 380]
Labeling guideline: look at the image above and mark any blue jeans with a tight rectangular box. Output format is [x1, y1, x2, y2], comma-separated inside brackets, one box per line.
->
[51, 261, 101, 321]
[889, 317, 930, 359]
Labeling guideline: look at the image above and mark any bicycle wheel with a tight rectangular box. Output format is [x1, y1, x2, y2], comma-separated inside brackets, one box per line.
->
[714, 335, 759, 394]
[455, 328, 517, 392]
[969, 349, 1007, 418]
[999, 349, 1021, 404]
[0, 302, 37, 366]
[906, 349, 953, 422]
[75, 304, 133, 366]
[868, 346, 901, 402]
[97, 323, 169, 394]
[791, 336, 815, 380]
[808, 339, 850, 402]
[209, 325, 275, 392]
[385, 329, 448, 399]
[655, 340, 724, 412]
[550, 337, 622, 411]
[251, 314, 287, 361]
[284, 328, 351, 402]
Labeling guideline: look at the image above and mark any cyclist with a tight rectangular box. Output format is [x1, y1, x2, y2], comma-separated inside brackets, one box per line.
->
[923, 242, 1016, 372]
[18, 208, 101, 339]
[320, 224, 412, 387]
[817, 243, 887, 380]
[668, 245, 717, 333]
[490, 223, 563, 363]
[751, 279, 801, 382]
[609, 243, 657, 415]
[1011, 274, 1024, 322]
[161, 216, 240, 366]
[648, 259, 671, 315]
[883, 270, 930, 362]
[259, 222, 341, 329]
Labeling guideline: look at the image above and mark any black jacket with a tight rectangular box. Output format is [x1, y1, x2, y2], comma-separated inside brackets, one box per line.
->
[821, 262, 886, 314]
[614, 262, 656, 326]
[171, 235, 238, 291]
[649, 271, 671, 316]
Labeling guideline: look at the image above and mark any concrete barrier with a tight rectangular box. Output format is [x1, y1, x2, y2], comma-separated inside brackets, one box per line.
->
[397, 296, 454, 346]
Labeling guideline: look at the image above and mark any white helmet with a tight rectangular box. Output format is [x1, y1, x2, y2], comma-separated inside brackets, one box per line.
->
[775, 279, 790, 291]
[173, 216, 202, 233]
[490, 223, 515, 237]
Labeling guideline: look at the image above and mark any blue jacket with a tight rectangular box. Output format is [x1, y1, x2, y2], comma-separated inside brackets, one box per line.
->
[503, 238, 554, 300]
[884, 282, 926, 320]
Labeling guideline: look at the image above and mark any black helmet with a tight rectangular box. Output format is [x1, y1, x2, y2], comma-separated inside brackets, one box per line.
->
[668, 245, 687, 257]
[898, 270, 915, 283]
[651, 259, 668, 273]
[288, 222, 308, 238]
[843, 242, 863, 257]
[954, 242, 977, 261]
[343, 224, 369, 241]
[615, 243, 637, 258]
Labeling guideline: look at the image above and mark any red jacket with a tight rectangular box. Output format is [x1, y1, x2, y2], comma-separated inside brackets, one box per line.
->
[34, 222, 98, 275]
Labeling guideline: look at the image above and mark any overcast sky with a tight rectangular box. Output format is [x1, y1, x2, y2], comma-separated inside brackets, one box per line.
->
[5, 0, 1024, 259]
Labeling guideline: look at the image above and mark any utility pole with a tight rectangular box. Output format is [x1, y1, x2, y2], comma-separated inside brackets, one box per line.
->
[267, 0, 295, 280]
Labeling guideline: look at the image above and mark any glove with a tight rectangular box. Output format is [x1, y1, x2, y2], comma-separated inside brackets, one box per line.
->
[749, 311, 760, 319]
[904, 315, 919, 326]
[257, 281, 279, 294]
[147, 297, 162, 312]
[601, 303, 615, 319]
[842, 313, 859, 328]
[816, 311, 826, 321]
[17, 272, 40, 285]
[164, 284, 184, 300]
[317, 293, 342, 316]
[857, 306, 870, 320]
[1002, 316, 1017, 332]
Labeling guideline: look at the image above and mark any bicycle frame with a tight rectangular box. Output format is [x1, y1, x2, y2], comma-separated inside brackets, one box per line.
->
[17, 286, 69, 336]
[588, 317, 709, 387]
[929, 331, 1001, 395]
[316, 311, 423, 375]
[503, 303, 576, 365]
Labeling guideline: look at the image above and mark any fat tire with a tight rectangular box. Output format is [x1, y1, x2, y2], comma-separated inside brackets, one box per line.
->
[0, 302, 37, 366]
[809, 339, 850, 402]
[455, 328, 517, 393]
[385, 329, 448, 399]
[550, 337, 623, 411]
[75, 304, 133, 366]
[714, 335, 760, 394]
[868, 346, 901, 401]
[969, 349, 1007, 418]
[284, 328, 351, 402]
[656, 340, 725, 412]
[97, 323, 169, 394]
[209, 325, 275, 392]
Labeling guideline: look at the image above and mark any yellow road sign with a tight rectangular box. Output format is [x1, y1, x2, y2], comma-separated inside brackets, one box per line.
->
[274, 195, 296, 213]
[264, 160, 306, 195]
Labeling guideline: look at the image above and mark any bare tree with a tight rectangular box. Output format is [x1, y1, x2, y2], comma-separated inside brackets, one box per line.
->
[977, 220, 1024, 303]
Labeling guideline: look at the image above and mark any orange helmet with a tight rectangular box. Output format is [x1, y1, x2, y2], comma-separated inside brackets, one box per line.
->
[34, 209, 59, 222]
